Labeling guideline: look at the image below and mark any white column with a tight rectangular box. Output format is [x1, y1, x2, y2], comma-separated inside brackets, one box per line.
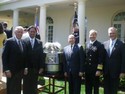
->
[78, 0, 86, 46]
[39, 5, 46, 45]
[13, 9, 19, 30]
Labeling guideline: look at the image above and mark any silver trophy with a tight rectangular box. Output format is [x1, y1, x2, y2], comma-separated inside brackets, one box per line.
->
[43, 42, 62, 74]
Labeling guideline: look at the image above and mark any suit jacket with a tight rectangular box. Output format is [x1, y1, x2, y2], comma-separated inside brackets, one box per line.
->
[85, 40, 105, 73]
[2, 37, 27, 73]
[63, 44, 85, 76]
[103, 39, 125, 77]
[24, 38, 44, 70]
[4, 29, 12, 38]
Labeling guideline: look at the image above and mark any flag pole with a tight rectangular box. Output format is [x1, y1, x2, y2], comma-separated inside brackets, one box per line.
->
[74, 3, 77, 14]
[36, 8, 38, 15]
[35, 7, 38, 25]
[34, 7, 41, 39]
[84, 17, 87, 50]
[72, 3, 79, 44]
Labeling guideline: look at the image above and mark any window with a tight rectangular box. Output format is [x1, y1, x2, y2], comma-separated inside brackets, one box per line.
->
[113, 12, 125, 41]
[114, 12, 125, 21]
[114, 24, 121, 39]
[48, 25, 53, 42]
[46, 17, 54, 42]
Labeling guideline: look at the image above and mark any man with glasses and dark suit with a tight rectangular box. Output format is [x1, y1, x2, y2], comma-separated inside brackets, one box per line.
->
[103, 27, 125, 94]
[2, 26, 27, 94]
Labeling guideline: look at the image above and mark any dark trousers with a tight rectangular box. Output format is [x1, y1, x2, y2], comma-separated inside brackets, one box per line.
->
[85, 73, 99, 94]
[104, 74, 119, 94]
[23, 69, 38, 94]
[7, 71, 23, 94]
[68, 72, 81, 94]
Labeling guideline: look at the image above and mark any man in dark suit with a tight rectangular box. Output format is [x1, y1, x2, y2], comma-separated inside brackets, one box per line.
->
[23, 25, 44, 94]
[63, 34, 85, 94]
[2, 26, 27, 94]
[3, 22, 12, 38]
[103, 27, 125, 94]
[85, 29, 105, 94]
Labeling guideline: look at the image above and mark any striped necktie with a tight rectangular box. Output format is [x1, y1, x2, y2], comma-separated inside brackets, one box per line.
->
[18, 40, 23, 52]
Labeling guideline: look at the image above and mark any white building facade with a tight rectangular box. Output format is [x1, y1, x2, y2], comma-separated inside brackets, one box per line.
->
[0, 0, 125, 47]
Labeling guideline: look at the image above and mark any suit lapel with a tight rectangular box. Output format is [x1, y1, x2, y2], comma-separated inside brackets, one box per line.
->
[12, 37, 18, 46]
[105, 40, 110, 57]
[93, 40, 97, 46]
[12, 37, 23, 52]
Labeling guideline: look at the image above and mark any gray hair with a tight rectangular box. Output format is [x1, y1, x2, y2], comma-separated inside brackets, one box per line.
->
[68, 34, 75, 39]
[14, 26, 24, 33]
[89, 29, 97, 35]
[108, 27, 117, 34]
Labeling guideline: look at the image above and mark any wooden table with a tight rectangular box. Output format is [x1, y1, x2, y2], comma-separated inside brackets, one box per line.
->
[38, 74, 67, 94]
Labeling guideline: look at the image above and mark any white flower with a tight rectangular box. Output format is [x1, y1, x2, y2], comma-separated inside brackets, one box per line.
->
[43, 42, 62, 53]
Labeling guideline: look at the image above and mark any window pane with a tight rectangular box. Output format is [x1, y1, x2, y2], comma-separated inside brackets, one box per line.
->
[114, 24, 121, 39]
[47, 26, 53, 42]
[114, 12, 125, 21]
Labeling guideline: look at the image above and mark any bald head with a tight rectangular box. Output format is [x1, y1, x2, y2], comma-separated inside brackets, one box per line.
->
[108, 27, 117, 40]
[89, 29, 97, 41]
[14, 26, 24, 39]
[68, 34, 75, 45]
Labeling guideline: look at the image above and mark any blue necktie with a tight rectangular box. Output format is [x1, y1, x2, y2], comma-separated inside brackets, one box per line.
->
[110, 41, 114, 55]
[31, 39, 34, 48]
[71, 45, 73, 51]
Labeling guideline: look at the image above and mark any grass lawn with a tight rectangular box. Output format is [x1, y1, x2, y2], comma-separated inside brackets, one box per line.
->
[38, 77, 125, 94]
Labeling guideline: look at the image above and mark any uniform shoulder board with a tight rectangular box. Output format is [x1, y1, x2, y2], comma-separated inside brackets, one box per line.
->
[97, 64, 103, 70]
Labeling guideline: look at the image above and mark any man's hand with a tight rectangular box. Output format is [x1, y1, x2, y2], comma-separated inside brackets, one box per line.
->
[5, 71, 11, 78]
[95, 71, 101, 76]
[64, 72, 68, 77]
[119, 73, 125, 78]
[79, 72, 84, 77]
[39, 68, 44, 74]
[24, 68, 28, 75]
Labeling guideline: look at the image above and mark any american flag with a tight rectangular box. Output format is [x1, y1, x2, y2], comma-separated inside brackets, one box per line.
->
[72, 11, 79, 44]
[34, 8, 39, 33]
[72, 11, 78, 26]
[34, 8, 41, 39]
